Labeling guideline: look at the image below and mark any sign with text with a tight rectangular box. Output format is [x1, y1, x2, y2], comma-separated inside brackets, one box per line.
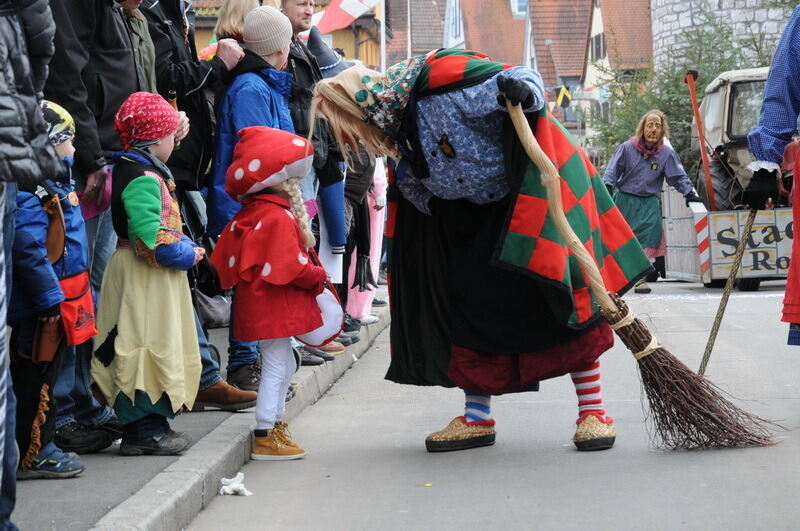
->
[707, 208, 793, 279]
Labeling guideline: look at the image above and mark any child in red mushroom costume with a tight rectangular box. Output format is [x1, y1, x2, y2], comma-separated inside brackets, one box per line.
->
[212, 126, 333, 460]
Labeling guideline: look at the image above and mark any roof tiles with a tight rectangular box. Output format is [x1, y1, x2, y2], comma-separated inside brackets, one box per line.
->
[600, 0, 653, 70]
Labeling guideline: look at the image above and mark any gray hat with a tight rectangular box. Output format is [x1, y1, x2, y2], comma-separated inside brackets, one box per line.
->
[306, 26, 355, 79]
[243, 6, 293, 58]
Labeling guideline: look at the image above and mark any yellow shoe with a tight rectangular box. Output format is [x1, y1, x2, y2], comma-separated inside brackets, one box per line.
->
[425, 416, 496, 452]
[272, 421, 300, 449]
[573, 413, 616, 451]
[252, 430, 306, 460]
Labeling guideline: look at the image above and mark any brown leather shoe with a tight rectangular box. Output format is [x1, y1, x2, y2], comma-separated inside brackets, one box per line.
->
[317, 341, 345, 354]
[193, 381, 257, 412]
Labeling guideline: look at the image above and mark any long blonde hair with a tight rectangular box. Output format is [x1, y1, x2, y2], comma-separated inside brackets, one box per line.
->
[279, 178, 315, 249]
[214, 0, 259, 40]
[310, 82, 397, 163]
[636, 109, 669, 144]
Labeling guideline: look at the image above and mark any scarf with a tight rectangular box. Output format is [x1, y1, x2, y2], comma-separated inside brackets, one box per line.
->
[630, 136, 664, 159]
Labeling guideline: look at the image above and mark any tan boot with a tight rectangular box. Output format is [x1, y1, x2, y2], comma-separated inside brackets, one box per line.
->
[252, 430, 306, 461]
[425, 416, 496, 452]
[573, 413, 616, 451]
[272, 421, 300, 448]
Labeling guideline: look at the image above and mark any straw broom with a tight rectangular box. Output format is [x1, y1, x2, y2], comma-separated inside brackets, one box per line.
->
[506, 100, 773, 449]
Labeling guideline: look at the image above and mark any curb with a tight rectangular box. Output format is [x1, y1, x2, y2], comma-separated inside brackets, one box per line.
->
[91, 305, 390, 531]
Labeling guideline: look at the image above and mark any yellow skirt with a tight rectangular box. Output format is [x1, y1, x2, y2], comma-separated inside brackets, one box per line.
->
[91, 249, 200, 415]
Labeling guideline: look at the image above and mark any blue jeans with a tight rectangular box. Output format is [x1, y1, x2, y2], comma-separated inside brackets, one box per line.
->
[196, 310, 221, 389]
[0, 373, 17, 531]
[83, 208, 117, 293]
[227, 295, 259, 372]
[55, 343, 113, 429]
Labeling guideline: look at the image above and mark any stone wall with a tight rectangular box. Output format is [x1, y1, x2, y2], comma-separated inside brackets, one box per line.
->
[651, 0, 791, 69]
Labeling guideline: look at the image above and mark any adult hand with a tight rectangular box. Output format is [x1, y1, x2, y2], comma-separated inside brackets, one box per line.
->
[81, 168, 107, 206]
[216, 39, 245, 71]
[192, 246, 206, 266]
[496, 75, 534, 108]
[684, 191, 703, 207]
[741, 168, 780, 209]
[175, 111, 190, 143]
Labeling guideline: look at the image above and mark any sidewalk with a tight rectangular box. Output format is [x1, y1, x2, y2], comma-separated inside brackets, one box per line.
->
[13, 301, 389, 531]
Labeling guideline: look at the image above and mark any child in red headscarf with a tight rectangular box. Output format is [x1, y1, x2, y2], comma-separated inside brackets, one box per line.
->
[212, 126, 334, 460]
[91, 92, 203, 456]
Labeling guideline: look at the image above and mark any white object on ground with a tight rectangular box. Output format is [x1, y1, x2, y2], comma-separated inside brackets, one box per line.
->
[219, 473, 253, 496]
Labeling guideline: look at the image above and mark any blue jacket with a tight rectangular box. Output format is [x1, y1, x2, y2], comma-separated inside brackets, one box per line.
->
[207, 53, 294, 236]
[8, 170, 90, 322]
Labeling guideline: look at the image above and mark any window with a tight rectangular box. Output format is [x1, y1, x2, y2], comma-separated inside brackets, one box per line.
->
[590, 32, 606, 62]
[728, 80, 767, 139]
[510, 0, 527, 17]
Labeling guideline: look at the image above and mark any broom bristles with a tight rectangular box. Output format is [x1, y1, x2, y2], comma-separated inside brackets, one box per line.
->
[603, 294, 775, 450]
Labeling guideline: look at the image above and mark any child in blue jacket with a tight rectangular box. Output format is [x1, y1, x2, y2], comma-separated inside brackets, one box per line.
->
[10, 101, 97, 479]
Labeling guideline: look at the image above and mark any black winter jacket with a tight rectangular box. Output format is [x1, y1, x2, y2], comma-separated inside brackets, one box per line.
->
[44, 0, 144, 179]
[287, 37, 343, 187]
[141, 0, 228, 190]
[0, 0, 60, 187]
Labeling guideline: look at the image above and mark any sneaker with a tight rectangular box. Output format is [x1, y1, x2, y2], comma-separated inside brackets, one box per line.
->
[272, 421, 300, 448]
[226, 363, 261, 392]
[252, 430, 305, 460]
[17, 446, 85, 480]
[572, 413, 616, 451]
[299, 349, 325, 366]
[360, 314, 379, 325]
[97, 416, 124, 439]
[194, 380, 258, 412]
[120, 429, 192, 456]
[372, 297, 387, 307]
[342, 315, 361, 333]
[425, 416, 496, 452]
[337, 332, 360, 346]
[634, 281, 651, 294]
[300, 345, 334, 362]
[55, 422, 113, 454]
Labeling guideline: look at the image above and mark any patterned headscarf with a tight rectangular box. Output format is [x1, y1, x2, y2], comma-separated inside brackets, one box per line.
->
[40, 100, 76, 146]
[319, 56, 427, 144]
[114, 92, 180, 150]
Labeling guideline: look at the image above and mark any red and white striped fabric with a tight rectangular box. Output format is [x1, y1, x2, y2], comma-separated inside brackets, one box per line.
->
[571, 361, 605, 418]
[316, 0, 380, 34]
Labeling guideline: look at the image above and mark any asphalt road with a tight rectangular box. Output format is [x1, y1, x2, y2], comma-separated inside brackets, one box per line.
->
[190, 280, 800, 531]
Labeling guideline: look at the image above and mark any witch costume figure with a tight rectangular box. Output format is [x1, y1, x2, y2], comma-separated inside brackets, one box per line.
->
[603, 110, 702, 294]
[311, 49, 653, 452]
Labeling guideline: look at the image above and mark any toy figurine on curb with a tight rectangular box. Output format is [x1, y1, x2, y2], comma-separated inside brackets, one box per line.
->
[311, 49, 652, 452]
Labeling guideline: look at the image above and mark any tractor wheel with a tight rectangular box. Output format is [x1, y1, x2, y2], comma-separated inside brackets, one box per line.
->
[736, 278, 761, 292]
[696, 160, 739, 211]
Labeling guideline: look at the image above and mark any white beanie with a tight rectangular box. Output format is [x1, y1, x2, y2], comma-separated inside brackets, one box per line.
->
[243, 6, 293, 58]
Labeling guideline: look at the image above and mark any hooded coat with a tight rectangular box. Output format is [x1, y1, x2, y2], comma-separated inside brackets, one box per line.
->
[207, 51, 294, 236]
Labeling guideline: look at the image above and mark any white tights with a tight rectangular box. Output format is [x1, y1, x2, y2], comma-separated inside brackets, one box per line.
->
[255, 337, 296, 430]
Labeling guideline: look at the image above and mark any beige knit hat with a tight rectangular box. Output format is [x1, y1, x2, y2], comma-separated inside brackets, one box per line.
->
[243, 6, 293, 58]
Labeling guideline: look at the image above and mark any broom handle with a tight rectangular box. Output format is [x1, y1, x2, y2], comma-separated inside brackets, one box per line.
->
[698, 208, 758, 375]
[505, 100, 617, 313]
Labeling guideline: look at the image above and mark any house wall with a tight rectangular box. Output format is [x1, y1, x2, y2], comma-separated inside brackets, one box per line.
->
[651, 0, 789, 69]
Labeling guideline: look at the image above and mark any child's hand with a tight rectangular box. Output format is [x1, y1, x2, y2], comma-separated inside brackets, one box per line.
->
[193, 247, 206, 265]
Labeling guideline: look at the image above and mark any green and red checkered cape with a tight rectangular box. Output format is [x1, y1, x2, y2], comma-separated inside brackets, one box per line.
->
[387, 49, 651, 328]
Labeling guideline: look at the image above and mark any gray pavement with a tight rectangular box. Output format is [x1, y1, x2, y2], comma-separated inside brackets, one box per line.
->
[189, 280, 800, 531]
